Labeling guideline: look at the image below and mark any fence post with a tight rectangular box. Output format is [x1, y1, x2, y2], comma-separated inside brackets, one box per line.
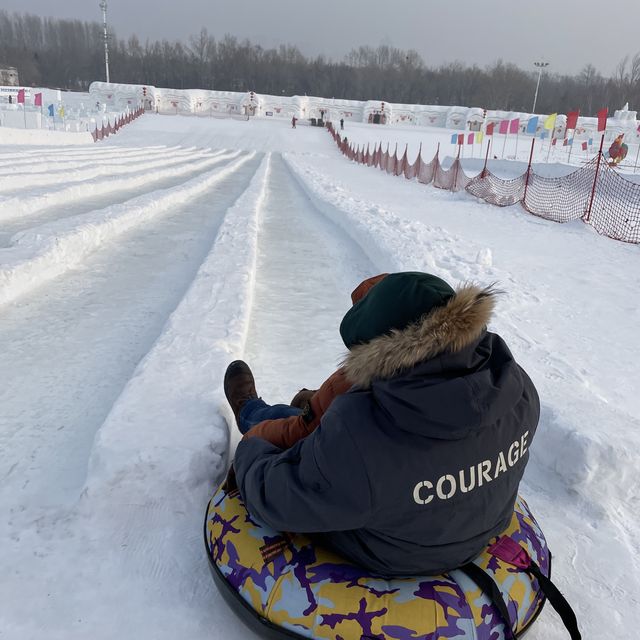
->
[522, 138, 536, 206]
[452, 147, 461, 192]
[482, 137, 491, 176]
[586, 134, 605, 222]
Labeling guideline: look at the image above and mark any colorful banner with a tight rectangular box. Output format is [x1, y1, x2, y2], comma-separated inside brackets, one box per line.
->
[566, 110, 580, 130]
[544, 113, 557, 130]
[47, 104, 54, 116]
[582, 141, 588, 151]
[509, 118, 520, 134]
[476, 131, 484, 144]
[597, 108, 608, 132]
[457, 134, 464, 145]
[17, 88, 25, 104]
[467, 133, 474, 145]
[498, 120, 509, 135]
[486, 122, 495, 136]
[526, 117, 539, 135]
[34, 92, 43, 107]
[451, 133, 458, 145]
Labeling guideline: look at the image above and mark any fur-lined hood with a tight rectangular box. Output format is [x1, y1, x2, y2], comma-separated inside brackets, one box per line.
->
[343, 284, 496, 388]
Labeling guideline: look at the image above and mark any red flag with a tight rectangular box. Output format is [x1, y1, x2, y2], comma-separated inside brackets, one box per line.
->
[34, 92, 42, 107]
[509, 118, 520, 134]
[597, 108, 608, 132]
[581, 141, 588, 151]
[467, 133, 474, 145]
[566, 110, 580, 130]
[17, 88, 25, 104]
[457, 134, 464, 145]
[499, 120, 509, 135]
[486, 122, 495, 136]
[552, 138, 557, 146]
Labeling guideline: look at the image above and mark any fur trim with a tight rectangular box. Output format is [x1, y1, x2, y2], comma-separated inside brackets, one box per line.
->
[343, 284, 497, 388]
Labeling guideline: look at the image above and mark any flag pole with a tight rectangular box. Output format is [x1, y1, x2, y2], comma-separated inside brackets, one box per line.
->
[568, 131, 576, 164]
[546, 126, 554, 163]
[23, 103, 27, 129]
[514, 128, 519, 160]
[586, 134, 605, 222]
[502, 128, 508, 158]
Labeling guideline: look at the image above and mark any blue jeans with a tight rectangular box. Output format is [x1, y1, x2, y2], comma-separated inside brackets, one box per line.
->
[238, 398, 302, 435]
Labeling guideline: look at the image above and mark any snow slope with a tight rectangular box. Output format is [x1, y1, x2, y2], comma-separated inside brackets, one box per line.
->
[0, 113, 637, 639]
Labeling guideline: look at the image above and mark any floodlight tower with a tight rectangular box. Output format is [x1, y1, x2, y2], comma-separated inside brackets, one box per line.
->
[531, 61, 549, 114]
[100, 0, 110, 83]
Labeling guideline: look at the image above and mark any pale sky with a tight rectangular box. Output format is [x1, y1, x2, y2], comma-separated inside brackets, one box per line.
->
[6, 0, 640, 76]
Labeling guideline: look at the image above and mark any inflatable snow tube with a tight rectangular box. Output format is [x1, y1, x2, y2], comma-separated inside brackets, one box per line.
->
[204, 488, 549, 640]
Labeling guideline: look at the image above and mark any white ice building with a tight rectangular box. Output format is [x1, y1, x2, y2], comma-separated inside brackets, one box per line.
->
[88, 82, 639, 139]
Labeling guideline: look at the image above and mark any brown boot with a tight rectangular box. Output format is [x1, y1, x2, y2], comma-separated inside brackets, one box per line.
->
[224, 360, 258, 423]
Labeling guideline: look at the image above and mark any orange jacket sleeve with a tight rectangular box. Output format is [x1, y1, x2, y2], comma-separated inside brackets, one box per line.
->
[243, 368, 352, 449]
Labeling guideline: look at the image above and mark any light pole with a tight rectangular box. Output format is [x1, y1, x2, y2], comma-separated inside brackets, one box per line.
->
[531, 61, 549, 114]
[99, 0, 110, 83]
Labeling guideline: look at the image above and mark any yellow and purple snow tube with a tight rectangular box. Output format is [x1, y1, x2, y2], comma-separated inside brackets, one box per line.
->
[204, 488, 550, 640]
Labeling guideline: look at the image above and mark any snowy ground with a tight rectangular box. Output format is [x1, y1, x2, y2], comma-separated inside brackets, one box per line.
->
[1, 114, 638, 639]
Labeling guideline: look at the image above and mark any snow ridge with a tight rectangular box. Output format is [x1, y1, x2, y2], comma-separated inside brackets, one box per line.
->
[83, 152, 270, 502]
[0, 152, 255, 305]
[0, 150, 240, 222]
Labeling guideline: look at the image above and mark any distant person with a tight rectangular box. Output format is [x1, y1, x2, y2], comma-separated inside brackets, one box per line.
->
[291, 116, 297, 129]
[340, 118, 345, 130]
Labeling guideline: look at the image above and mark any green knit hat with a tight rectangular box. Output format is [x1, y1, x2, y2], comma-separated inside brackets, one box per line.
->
[340, 272, 455, 349]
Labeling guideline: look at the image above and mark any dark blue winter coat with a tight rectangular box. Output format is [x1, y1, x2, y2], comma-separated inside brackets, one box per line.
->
[234, 285, 540, 576]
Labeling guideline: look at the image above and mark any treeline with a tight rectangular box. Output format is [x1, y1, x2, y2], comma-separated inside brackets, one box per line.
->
[2, 10, 639, 116]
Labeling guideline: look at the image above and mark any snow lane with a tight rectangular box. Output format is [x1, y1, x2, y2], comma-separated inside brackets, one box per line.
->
[243, 153, 376, 415]
[0, 152, 263, 517]
[0, 146, 170, 170]
[0, 154, 270, 640]
[0, 152, 256, 304]
[0, 147, 212, 189]
[0, 151, 242, 223]
[0, 144, 184, 167]
[0, 151, 233, 245]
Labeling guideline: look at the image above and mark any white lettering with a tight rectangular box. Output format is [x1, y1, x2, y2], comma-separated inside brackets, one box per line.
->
[459, 466, 476, 493]
[478, 460, 492, 486]
[413, 480, 434, 505]
[494, 451, 508, 478]
[507, 441, 520, 466]
[413, 432, 532, 505]
[520, 431, 529, 458]
[436, 474, 457, 500]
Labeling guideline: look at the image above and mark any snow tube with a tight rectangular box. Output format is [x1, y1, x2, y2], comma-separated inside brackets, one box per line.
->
[204, 487, 550, 640]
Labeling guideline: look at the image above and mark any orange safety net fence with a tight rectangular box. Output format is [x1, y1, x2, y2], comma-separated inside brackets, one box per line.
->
[327, 124, 640, 244]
